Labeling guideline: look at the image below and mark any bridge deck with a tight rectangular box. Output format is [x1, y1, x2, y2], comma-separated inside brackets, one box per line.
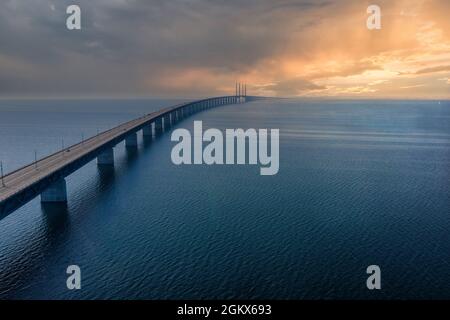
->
[0, 102, 183, 203]
[0, 95, 255, 218]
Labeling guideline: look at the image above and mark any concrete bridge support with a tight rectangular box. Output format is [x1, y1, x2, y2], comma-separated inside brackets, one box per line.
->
[142, 125, 152, 137]
[125, 132, 138, 148]
[154, 118, 163, 135]
[41, 178, 67, 203]
[97, 148, 114, 165]
[163, 115, 171, 131]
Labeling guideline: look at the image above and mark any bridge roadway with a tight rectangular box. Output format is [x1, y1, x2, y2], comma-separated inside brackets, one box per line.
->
[0, 95, 250, 219]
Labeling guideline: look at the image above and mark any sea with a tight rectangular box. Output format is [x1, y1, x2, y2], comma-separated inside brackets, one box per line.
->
[0, 98, 449, 299]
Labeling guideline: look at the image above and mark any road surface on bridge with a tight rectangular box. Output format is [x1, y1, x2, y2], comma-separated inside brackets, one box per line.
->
[0, 105, 175, 203]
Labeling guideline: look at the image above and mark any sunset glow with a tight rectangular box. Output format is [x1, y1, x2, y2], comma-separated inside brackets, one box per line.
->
[0, 0, 449, 98]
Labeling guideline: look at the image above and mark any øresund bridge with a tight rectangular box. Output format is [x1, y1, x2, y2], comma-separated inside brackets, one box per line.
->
[0, 89, 257, 220]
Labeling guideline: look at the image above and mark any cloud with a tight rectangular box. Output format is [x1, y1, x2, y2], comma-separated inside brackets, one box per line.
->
[255, 78, 326, 96]
[0, 0, 449, 98]
[305, 60, 383, 80]
[414, 65, 450, 74]
[400, 84, 426, 89]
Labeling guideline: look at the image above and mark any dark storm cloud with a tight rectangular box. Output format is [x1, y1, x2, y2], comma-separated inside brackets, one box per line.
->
[0, 0, 331, 97]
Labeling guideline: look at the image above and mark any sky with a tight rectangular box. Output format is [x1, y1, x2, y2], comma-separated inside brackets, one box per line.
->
[0, 0, 449, 99]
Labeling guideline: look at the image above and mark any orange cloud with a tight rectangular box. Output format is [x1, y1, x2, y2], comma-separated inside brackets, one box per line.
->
[241, 0, 450, 98]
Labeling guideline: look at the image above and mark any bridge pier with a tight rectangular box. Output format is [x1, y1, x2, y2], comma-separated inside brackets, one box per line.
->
[163, 115, 171, 130]
[142, 125, 152, 137]
[125, 132, 138, 148]
[154, 118, 163, 135]
[41, 178, 67, 203]
[97, 148, 114, 165]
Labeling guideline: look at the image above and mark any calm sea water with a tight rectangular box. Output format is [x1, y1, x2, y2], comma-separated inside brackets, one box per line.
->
[0, 98, 449, 299]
